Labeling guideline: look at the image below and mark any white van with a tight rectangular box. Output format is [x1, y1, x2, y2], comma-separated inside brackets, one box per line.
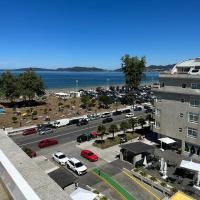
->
[52, 119, 69, 128]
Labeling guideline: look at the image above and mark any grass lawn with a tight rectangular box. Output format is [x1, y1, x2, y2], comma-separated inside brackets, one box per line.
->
[93, 132, 139, 149]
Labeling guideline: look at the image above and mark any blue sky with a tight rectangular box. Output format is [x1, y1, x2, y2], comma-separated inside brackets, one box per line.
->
[0, 0, 200, 69]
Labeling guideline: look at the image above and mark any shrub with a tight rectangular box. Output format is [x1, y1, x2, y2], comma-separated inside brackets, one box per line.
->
[140, 171, 147, 177]
[171, 187, 178, 193]
[44, 108, 47, 114]
[160, 181, 167, 187]
[12, 116, 18, 123]
[150, 176, 157, 182]
[134, 168, 139, 172]
[100, 197, 107, 200]
[93, 190, 99, 194]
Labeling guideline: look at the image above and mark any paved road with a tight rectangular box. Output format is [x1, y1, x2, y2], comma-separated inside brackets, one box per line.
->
[11, 111, 145, 150]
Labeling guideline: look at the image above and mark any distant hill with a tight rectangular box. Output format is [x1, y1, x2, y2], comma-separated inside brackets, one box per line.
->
[57, 66, 107, 72]
[1, 64, 175, 72]
[13, 67, 55, 71]
[115, 64, 175, 72]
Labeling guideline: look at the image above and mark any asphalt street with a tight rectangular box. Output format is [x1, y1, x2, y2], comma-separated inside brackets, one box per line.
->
[11, 111, 145, 151]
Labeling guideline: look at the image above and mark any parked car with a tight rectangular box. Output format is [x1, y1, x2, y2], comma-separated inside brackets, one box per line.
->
[125, 113, 135, 118]
[68, 119, 80, 125]
[76, 119, 89, 126]
[52, 152, 69, 165]
[102, 117, 113, 124]
[145, 108, 153, 113]
[38, 128, 53, 135]
[112, 110, 122, 116]
[51, 118, 69, 128]
[67, 158, 87, 175]
[37, 123, 52, 131]
[122, 109, 131, 113]
[22, 128, 37, 136]
[81, 150, 98, 162]
[133, 106, 142, 111]
[101, 112, 111, 118]
[90, 131, 97, 138]
[77, 133, 92, 143]
[38, 139, 58, 148]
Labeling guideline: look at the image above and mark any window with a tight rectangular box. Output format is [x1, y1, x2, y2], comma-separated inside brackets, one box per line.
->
[155, 108, 161, 116]
[155, 121, 160, 129]
[181, 99, 185, 103]
[188, 113, 199, 123]
[191, 83, 200, 89]
[179, 113, 183, 117]
[187, 127, 198, 139]
[179, 128, 182, 132]
[182, 84, 186, 88]
[190, 98, 200, 107]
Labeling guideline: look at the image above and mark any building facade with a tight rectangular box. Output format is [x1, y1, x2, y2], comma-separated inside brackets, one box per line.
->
[153, 58, 200, 156]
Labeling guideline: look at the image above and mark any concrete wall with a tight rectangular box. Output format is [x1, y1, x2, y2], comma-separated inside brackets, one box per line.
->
[153, 74, 200, 153]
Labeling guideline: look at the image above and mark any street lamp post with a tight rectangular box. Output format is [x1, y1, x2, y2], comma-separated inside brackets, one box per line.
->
[76, 80, 79, 92]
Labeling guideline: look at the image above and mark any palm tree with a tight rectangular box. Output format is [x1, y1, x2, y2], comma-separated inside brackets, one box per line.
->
[120, 121, 129, 134]
[97, 124, 106, 141]
[138, 117, 146, 128]
[109, 124, 118, 138]
[129, 118, 137, 131]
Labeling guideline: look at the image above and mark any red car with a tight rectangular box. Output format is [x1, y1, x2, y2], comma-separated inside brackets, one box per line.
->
[38, 139, 58, 148]
[22, 128, 37, 136]
[90, 131, 97, 138]
[81, 150, 98, 162]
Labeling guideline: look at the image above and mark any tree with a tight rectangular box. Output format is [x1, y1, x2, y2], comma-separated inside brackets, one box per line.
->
[1, 71, 20, 101]
[129, 118, 137, 131]
[138, 118, 146, 128]
[18, 69, 45, 102]
[109, 86, 115, 91]
[121, 92, 135, 105]
[32, 110, 38, 120]
[98, 95, 112, 107]
[12, 116, 18, 123]
[121, 54, 146, 89]
[109, 124, 118, 138]
[97, 125, 106, 141]
[81, 94, 91, 109]
[120, 121, 129, 134]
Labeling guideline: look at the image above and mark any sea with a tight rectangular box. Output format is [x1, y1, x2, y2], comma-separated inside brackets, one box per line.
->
[0, 71, 159, 90]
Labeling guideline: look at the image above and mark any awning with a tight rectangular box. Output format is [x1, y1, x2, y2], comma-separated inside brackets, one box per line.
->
[158, 137, 176, 144]
[70, 187, 97, 200]
[180, 160, 200, 172]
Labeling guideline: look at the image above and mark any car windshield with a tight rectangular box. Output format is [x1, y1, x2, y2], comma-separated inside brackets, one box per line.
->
[88, 152, 94, 156]
[59, 155, 66, 159]
[75, 162, 83, 168]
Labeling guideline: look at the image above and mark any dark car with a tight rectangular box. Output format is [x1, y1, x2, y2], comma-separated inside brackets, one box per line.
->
[145, 108, 153, 113]
[77, 119, 88, 126]
[68, 119, 80, 125]
[102, 117, 113, 124]
[38, 139, 58, 148]
[22, 128, 37, 136]
[77, 132, 97, 143]
[112, 110, 122, 116]
[38, 123, 52, 130]
[133, 107, 142, 111]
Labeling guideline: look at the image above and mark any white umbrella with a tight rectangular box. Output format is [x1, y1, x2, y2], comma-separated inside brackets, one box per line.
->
[160, 158, 164, 174]
[162, 161, 168, 179]
[197, 171, 200, 187]
[143, 156, 148, 167]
